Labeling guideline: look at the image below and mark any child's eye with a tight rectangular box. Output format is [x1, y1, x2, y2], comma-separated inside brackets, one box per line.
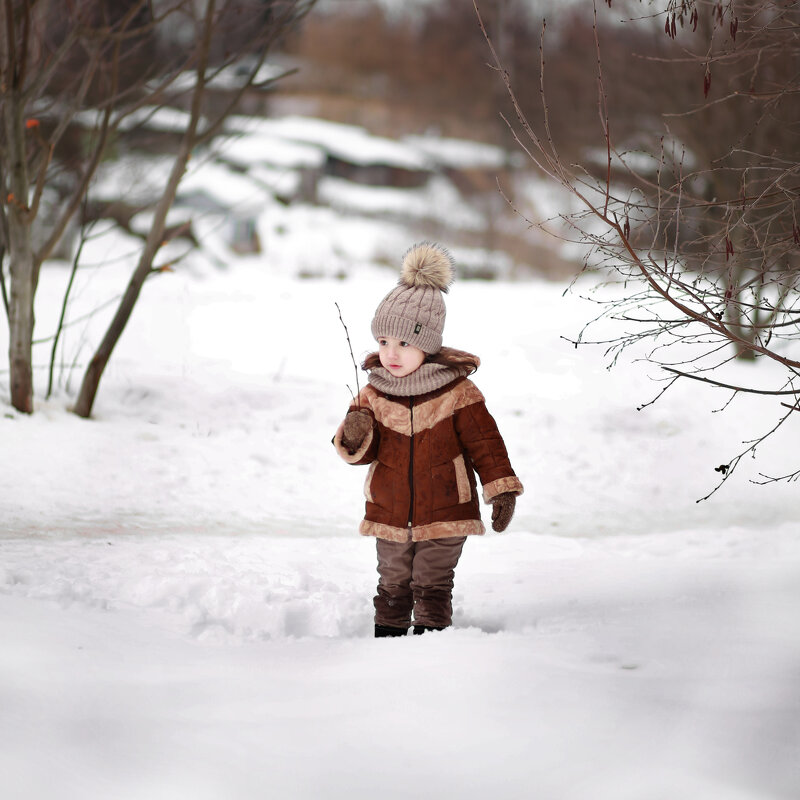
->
[400, 341, 408, 347]
[378, 339, 387, 346]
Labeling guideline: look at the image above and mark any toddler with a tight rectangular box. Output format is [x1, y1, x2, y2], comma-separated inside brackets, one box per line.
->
[333, 242, 523, 637]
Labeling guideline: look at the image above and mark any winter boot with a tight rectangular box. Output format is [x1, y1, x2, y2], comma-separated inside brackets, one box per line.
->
[413, 625, 445, 635]
[375, 624, 408, 638]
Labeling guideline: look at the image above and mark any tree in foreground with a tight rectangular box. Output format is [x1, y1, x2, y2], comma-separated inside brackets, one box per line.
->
[0, 0, 314, 416]
[476, 0, 800, 495]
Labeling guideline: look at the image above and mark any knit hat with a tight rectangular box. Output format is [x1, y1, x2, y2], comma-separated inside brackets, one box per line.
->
[371, 242, 455, 354]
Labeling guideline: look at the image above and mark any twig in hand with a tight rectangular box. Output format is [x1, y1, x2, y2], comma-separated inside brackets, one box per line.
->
[335, 302, 360, 408]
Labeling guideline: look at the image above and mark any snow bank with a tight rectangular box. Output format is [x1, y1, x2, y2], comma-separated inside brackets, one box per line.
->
[2, 113, 799, 799]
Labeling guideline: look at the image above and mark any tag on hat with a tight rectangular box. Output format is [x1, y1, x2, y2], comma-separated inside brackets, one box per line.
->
[414, 323, 422, 334]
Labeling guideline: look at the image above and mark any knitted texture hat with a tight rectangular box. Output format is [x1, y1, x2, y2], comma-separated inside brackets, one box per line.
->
[371, 242, 455, 354]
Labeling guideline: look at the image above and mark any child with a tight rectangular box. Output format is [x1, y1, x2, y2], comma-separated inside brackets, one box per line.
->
[333, 242, 523, 637]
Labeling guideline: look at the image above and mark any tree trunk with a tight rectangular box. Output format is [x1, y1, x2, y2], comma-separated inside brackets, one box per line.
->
[72, 0, 217, 418]
[2, 12, 36, 413]
[724, 231, 758, 362]
[71, 253, 157, 418]
[7, 216, 36, 413]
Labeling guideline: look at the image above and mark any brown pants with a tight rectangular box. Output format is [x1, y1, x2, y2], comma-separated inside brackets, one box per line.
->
[374, 536, 467, 629]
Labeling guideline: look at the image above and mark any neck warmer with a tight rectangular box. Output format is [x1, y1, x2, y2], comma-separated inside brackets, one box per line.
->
[367, 362, 468, 397]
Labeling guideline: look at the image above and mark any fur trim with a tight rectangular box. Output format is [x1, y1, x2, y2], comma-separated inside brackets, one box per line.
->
[482, 476, 524, 503]
[400, 242, 455, 293]
[360, 518, 485, 542]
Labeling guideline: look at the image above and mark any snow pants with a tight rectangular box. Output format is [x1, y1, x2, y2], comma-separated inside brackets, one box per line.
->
[374, 536, 467, 630]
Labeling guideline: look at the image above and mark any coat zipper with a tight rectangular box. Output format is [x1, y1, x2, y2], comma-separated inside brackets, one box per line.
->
[407, 395, 415, 531]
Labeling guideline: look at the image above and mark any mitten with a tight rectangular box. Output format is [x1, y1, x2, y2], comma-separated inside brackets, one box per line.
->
[491, 492, 516, 532]
[341, 409, 373, 454]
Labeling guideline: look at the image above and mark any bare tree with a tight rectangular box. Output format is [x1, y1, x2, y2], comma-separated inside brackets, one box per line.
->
[0, 0, 314, 415]
[475, 0, 800, 494]
[1, 0, 134, 412]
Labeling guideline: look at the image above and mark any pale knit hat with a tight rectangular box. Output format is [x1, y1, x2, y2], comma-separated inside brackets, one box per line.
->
[371, 242, 455, 354]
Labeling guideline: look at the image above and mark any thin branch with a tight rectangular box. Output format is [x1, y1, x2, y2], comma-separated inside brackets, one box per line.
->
[636, 374, 680, 410]
[697, 400, 800, 501]
[592, 1, 612, 217]
[47, 204, 88, 399]
[661, 367, 799, 396]
[335, 301, 360, 407]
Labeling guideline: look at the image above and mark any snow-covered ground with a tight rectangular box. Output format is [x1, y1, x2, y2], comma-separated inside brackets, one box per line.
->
[2, 156, 800, 797]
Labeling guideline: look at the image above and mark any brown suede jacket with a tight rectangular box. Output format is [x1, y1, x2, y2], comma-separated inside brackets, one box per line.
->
[334, 377, 523, 542]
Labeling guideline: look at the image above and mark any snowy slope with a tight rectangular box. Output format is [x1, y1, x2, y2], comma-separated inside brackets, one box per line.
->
[1, 124, 800, 799]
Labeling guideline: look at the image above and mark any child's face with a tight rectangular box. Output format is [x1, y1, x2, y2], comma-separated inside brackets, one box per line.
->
[377, 336, 426, 378]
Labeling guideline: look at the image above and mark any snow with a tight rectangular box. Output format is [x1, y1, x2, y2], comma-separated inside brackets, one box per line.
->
[226, 115, 434, 170]
[2, 126, 800, 799]
[404, 133, 509, 169]
[166, 61, 289, 95]
[218, 131, 325, 170]
[90, 156, 179, 204]
[225, 114, 519, 174]
[230, 115, 519, 173]
[317, 175, 486, 229]
[177, 160, 271, 210]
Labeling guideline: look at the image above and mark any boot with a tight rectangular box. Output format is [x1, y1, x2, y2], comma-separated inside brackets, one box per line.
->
[413, 625, 445, 635]
[375, 624, 408, 638]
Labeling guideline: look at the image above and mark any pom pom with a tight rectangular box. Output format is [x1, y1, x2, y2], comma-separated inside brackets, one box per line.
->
[400, 242, 455, 292]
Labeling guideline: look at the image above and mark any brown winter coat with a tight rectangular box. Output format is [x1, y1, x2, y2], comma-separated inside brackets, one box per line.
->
[334, 377, 523, 542]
